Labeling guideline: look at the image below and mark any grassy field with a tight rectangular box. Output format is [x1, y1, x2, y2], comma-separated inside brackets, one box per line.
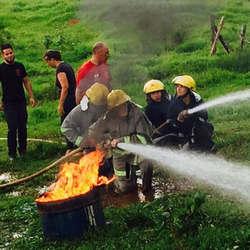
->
[0, 0, 250, 249]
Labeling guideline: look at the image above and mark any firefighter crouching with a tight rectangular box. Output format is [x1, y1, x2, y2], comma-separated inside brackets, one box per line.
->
[81, 89, 153, 194]
[167, 75, 215, 152]
[143, 79, 171, 137]
[61, 82, 110, 148]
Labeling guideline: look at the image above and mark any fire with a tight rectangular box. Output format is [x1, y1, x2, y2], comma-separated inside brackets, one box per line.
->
[36, 150, 115, 203]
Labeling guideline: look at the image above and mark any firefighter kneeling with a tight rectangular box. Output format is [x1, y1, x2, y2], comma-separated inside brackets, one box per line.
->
[167, 75, 215, 152]
[82, 89, 153, 194]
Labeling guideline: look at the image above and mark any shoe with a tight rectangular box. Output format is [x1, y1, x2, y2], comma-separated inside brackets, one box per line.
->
[114, 178, 137, 194]
[8, 156, 15, 163]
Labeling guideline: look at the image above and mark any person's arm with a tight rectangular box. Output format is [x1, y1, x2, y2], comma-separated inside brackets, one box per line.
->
[0, 86, 3, 111]
[23, 76, 36, 107]
[0, 101, 3, 111]
[61, 109, 82, 146]
[75, 87, 84, 105]
[57, 72, 69, 116]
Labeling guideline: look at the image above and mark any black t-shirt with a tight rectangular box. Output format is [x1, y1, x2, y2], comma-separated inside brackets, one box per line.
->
[56, 62, 76, 101]
[0, 61, 27, 104]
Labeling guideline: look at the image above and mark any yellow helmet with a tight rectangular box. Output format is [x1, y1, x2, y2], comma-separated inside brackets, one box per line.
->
[143, 79, 165, 94]
[86, 82, 109, 106]
[107, 89, 131, 110]
[172, 75, 196, 91]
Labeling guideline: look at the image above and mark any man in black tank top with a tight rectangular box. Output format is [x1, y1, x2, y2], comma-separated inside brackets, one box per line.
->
[0, 44, 36, 161]
[43, 50, 76, 151]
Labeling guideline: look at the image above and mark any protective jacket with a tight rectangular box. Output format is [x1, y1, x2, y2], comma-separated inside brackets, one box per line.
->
[167, 92, 214, 151]
[86, 102, 153, 145]
[167, 92, 207, 136]
[145, 95, 171, 129]
[61, 102, 106, 146]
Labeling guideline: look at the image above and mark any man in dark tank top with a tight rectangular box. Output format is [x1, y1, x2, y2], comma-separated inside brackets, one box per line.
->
[43, 50, 76, 151]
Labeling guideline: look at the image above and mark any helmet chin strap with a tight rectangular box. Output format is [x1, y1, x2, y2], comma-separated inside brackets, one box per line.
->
[179, 89, 191, 99]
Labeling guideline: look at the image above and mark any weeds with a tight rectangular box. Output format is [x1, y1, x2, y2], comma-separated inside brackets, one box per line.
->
[0, 0, 250, 248]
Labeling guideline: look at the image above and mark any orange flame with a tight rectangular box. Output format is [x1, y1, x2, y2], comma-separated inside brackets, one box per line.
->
[36, 150, 115, 203]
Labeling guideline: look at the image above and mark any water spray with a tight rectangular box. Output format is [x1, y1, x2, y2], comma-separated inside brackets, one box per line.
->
[188, 88, 250, 114]
[118, 142, 250, 202]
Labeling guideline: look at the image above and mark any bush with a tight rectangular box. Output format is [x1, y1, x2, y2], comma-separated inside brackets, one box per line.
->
[0, 19, 11, 45]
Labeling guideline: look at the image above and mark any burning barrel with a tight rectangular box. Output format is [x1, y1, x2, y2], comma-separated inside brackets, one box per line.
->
[36, 150, 115, 240]
[36, 188, 105, 240]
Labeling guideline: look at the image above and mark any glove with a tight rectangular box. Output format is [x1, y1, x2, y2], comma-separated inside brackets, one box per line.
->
[177, 110, 189, 123]
[80, 137, 96, 149]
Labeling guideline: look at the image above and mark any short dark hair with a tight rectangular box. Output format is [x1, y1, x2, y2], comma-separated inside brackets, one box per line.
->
[1, 43, 13, 52]
[43, 50, 61, 61]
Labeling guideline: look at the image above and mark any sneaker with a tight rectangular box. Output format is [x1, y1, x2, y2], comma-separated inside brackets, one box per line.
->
[8, 156, 15, 163]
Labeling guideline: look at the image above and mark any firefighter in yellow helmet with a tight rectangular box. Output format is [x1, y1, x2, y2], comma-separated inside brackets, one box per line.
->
[143, 79, 172, 136]
[61, 83, 110, 149]
[167, 75, 215, 152]
[83, 89, 154, 194]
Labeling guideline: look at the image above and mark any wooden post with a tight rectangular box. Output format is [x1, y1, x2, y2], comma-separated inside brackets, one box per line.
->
[210, 15, 217, 53]
[214, 26, 230, 53]
[240, 24, 247, 49]
[210, 16, 224, 55]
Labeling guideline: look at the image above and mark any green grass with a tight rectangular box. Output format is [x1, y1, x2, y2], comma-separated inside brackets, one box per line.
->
[0, 0, 250, 249]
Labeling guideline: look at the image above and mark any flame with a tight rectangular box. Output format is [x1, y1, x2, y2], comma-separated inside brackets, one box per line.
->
[36, 150, 115, 203]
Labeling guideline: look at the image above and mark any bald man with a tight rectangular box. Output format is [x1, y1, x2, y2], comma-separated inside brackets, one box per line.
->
[75, 42, 112, 104]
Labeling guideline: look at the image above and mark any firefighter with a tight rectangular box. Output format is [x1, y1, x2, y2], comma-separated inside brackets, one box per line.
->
[61, 82, 109, 148]
[82, 89, 153, 194]
[143, 79, 171, 136]
[167, 75, 215, 152]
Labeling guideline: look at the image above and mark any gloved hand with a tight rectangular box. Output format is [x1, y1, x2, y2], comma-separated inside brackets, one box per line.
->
[96, 138, 112, 151]
[80, 137, 96, 149]
[111, 139, 120, 148]
[99, 138, 120, 149]
[177, 110, 189, 123]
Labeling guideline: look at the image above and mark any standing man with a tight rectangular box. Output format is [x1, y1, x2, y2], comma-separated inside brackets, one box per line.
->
[0, 44, 36, 161]
[75, 41, 112, 104]
[43, 50, 76, 151]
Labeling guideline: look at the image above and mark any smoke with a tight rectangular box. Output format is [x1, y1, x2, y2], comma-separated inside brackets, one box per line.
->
[78, 0, 224, 84]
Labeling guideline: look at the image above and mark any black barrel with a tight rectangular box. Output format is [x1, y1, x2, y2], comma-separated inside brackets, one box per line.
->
[36, 188, 105, 240]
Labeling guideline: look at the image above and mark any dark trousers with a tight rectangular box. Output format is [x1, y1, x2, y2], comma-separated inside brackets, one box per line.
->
[4, 103, 27, 157]
[60, 100, 76, 149]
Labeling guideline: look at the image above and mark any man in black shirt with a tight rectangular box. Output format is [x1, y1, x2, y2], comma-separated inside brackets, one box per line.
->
[43, 50, 76, 152]
[0, 44, 36, 161]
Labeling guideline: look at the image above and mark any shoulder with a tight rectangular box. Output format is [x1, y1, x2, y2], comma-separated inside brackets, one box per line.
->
[79, 60, 94, 70]
[97, 63, 109, 69]
[57, 62, 67, 71]
[129, 102, 147, 119]
[191, 91, 203, 104]
[15, 61, 26, 69]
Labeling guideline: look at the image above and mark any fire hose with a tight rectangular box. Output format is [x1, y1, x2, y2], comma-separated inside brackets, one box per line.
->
[0, 147, 82, 190]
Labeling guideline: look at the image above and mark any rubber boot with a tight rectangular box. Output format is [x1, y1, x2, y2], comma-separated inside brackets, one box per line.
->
[140, 161, 153, 194]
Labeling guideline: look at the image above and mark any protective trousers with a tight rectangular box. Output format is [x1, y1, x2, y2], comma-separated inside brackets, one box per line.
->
[113, 150, 153, 194]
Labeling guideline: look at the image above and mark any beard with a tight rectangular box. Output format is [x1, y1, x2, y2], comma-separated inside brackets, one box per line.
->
[5, 55, 15, 64]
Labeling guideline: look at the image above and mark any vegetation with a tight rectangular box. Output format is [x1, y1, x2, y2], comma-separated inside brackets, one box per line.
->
[0, 0, 249, 249]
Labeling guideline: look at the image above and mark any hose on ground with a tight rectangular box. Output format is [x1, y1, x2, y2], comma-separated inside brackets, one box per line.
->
[0, 147, 82, 190]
